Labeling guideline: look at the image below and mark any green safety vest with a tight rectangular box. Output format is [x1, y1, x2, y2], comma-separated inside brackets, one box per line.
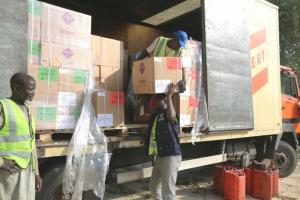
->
[148, 115, 159, 156]
[0, 99, 36, 169]
[153, 36, 182, 57]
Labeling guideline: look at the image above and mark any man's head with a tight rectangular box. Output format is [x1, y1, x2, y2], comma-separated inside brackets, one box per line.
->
[10, 73, 36, 102]
[153, 93, 168, 110]
[168, 30, 188, 50]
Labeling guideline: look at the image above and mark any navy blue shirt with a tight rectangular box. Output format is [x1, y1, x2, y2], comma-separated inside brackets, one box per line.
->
[145, 110, 181, 157]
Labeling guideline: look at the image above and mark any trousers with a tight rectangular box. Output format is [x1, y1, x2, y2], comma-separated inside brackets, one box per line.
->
[149, 155, 182, 200]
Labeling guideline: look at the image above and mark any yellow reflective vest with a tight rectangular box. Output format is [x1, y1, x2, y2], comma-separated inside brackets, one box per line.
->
[0, 99, 35, 169]
[153, 36, 182, 57]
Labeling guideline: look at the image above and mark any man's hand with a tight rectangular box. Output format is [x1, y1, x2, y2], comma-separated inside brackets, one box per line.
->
[1, 159, 21, 174]
[35, 174, 42, 192]
[167, 83, 176, 97]
[177, 80, 186, 93]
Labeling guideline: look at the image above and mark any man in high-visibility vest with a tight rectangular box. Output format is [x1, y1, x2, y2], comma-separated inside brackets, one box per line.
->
[144, 83, 181, 200]
[134, 30, 188, 59]
[126, 30, 188, 122]
[0, 73, 42, 200]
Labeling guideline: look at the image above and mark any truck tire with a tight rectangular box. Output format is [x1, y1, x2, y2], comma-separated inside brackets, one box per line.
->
[36, 164, 65, 200]
[274, 141, 297, 178]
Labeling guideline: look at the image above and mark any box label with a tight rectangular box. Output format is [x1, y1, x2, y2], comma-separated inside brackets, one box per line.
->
[155, 80, 171, 93]
[97, 114, 113, 127]
[189, 68, 198, 80]
[73, 70, 88, 84]
[28, 40, 41, 56]
[36, 107, 57, 121]
[56, 115, 75, 129]
[58, 92, 77, 106]
[180, 114, 191, 126]
[109, 92, 124, 105]
[38, 66, 58, 81]
[166, 58, 182, 70]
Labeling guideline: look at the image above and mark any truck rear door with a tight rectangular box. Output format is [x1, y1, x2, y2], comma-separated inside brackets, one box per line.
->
[203, 0, 254, 131]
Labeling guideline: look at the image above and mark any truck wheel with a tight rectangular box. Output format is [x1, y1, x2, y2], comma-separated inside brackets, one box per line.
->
[274, 141, 297, 178]
[36, 164, 65, 200]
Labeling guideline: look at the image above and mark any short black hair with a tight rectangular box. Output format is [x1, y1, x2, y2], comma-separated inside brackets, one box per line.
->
[154, 93, 167, 101]
[10, 73, 35, 90]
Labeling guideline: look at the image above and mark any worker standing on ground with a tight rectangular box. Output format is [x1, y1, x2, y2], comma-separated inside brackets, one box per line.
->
[0, 73, 42, 200]
[145, 83, 182, 200]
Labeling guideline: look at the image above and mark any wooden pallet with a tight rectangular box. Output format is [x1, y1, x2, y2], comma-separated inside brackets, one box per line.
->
[36, 124, 148, 142]
[180, 126, 193, 133]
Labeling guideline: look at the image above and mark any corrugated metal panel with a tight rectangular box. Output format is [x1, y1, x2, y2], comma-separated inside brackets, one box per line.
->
[203, 0, 254, 131]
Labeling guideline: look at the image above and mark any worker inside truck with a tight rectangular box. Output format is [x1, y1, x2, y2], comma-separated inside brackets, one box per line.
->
[126, 30, 189, 123]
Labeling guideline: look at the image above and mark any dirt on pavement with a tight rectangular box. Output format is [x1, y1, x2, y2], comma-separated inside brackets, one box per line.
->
[103, 149, 300, 200]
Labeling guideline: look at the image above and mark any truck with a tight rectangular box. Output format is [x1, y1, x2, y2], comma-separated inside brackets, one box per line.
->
[0, 0, 298, 199]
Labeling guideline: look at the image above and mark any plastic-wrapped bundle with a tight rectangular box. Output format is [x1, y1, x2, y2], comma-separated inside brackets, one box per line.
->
[63, 70, 111, 200]
[182, 40, 209, 141]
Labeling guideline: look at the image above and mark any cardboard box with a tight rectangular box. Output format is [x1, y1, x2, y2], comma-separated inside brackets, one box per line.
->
[56, 91, 83, 129]
[28, 40, 41, 65]
[177, 95, 198, 127]
[94, 66, 100, 85]
[41, 42, 91, 70]
[181, 67, 200, 97]
[28, 64, 59, 102]
[93, 89, 124, 128]
[132, 57, 182, 94]
[181, 40, 202, 67]
[41, 2, 91, 48]
[99, 66, 123, 91]
[28, 0, 41, 41]
[59, 68, 89, 93]
[91, 35, 123, 67]
[31, 105, 58, 130]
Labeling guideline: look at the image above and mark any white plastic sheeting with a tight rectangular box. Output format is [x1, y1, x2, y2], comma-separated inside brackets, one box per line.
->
[182, 40, 209, 141]
[63, 71, 111, 200]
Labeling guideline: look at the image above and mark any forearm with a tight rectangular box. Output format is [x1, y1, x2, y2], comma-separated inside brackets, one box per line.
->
[166, 95, 176, 122]
[34, 147, 39, 175]
[133, 49, 150, 61]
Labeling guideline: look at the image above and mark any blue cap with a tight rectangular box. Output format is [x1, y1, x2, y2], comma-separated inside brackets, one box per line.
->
[174, 30, 188, 48]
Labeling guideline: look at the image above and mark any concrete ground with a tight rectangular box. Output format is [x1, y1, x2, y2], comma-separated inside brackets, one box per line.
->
[101, 148, 300, 200]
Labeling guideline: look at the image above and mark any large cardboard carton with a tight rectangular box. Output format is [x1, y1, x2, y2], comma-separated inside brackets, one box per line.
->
[91, 35, 123, 67]
[41, 42, 91, 70]
[181, 67, 200, 97]
[93, 89, 124, 128]
[176, 95, 198, 127]
[132, 57, 182, 94]
[28, 64, 59, 102]
[28, 64, 59, 130]
[59, 68, 89, 93]
[31, 105, 58, 130]
[41, 3, 91, 48]
[99, 66, 123, 91]
[28, 40, 41, 65]
[28, 0, 41, 41]
[56, 91, 83, 129]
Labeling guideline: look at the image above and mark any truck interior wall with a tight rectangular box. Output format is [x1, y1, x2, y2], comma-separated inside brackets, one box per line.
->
[0, 1, 28, 98]
[91, 13, 165, 54]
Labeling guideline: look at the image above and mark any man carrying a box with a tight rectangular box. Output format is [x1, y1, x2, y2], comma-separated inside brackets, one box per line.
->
[134, 30, 188, 59]
[145, 83, 182, 200]
[0, 73, 42, 200]
[126, 31, 188, 122]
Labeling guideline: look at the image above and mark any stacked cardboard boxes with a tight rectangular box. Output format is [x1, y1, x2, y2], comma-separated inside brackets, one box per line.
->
[132, 55, 201, 127]
[91, 35, 125, 128]
[28, 0, 92, 130]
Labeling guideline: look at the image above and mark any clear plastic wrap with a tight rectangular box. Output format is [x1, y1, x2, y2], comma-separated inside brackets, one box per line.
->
[63, 70, 111, 200]
[182, 40, 209, 141]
